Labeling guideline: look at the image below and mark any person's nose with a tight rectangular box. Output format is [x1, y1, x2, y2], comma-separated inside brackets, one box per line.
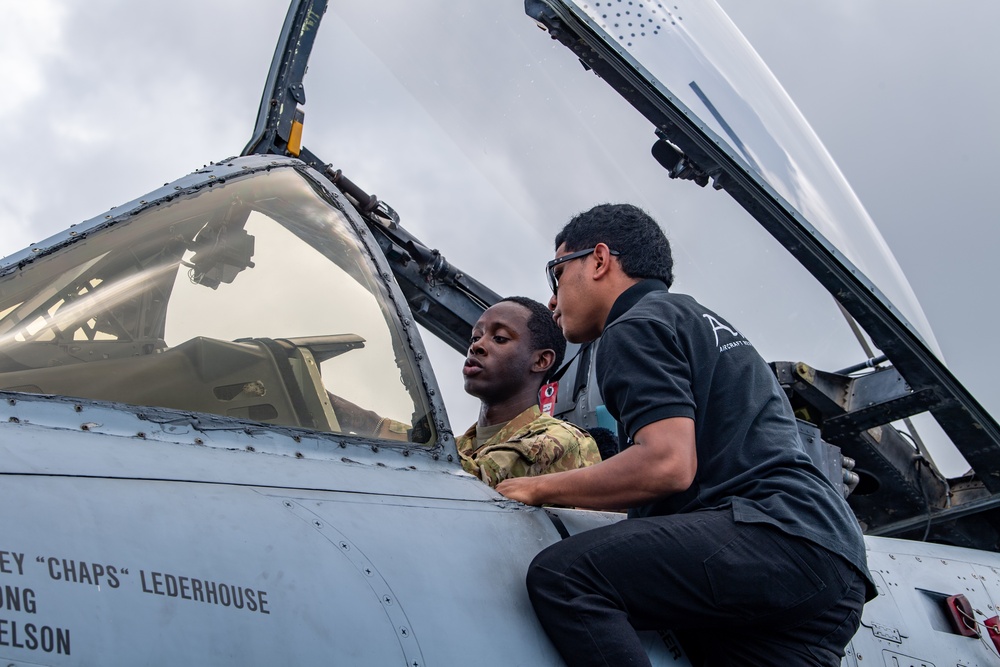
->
[548, 293, 558, 312]
[469, 339, 486, 356]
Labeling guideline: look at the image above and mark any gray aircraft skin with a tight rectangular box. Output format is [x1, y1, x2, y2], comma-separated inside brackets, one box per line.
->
[1, 1, 1000, 665]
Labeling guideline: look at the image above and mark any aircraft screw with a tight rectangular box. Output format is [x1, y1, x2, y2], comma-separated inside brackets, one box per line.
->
[313, 520, 322, 528]
[194, 438, 204, 445]
[399, 627, 408, 637]
[6, 398, 14, 405]
[283, 501, 293, 508]
[383, 596, 392, 605]
[136, 432, 146, 439]
[339, 542, 349, 550]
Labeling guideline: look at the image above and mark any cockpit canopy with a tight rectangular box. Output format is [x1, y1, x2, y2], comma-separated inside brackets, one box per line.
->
[0, 163, 434, 444]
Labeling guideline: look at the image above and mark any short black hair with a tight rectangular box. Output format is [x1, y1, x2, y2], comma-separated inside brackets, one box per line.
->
[554, 203, 674, 288]
[499, 296, 566, 380]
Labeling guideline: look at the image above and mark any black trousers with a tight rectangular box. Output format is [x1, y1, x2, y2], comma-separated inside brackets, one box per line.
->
[526, 508, 866, 666]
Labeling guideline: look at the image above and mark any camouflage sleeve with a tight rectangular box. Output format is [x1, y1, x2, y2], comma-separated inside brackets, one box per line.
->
[476, 449, 534, 487]
[540, 426, 601, 475]
[458, 447, 483, 478]
[472, 423, 601, 487]
[327, 392, 410, 441]
[372, 417, 411, 442]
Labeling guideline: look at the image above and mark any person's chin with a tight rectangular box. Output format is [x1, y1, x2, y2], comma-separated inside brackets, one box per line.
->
[563, 324, 598, 345]
[463, 377, 485, 398]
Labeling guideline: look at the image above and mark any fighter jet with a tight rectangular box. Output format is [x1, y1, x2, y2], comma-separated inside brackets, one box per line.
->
[0, 1, 997, 664]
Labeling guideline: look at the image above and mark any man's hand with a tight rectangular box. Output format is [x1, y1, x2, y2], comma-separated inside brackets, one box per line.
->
[492, 416, 697, 510]
[496, 476, 544, 506]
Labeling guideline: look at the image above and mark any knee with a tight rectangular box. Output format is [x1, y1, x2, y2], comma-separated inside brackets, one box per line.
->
[526, 549, 555, 594]
[526, 544, 570, 602]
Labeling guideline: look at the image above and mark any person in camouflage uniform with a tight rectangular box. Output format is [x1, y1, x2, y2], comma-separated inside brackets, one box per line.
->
[459, 296, 600, 487]
[457, 404, 599, 486]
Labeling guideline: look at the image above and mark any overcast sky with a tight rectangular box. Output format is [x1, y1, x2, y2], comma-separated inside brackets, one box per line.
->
[0, 1, 996, 477]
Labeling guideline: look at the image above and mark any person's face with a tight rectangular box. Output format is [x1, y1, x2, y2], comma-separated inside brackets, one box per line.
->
[463, 301, 544, 403]
[547, 243, 604, 344]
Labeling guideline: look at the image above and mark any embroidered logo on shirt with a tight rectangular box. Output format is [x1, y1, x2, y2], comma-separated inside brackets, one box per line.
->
[703, 313, 752, 352]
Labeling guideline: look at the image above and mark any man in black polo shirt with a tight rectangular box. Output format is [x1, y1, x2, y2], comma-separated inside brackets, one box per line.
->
[496, 204, 874, 666]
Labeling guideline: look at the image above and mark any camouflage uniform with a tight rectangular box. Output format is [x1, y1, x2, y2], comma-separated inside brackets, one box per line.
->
[457, 405, 601, 487]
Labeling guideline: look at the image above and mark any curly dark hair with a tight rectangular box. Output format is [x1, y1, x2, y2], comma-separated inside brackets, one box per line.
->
[554, 203, 674, 288]
[499, 296, 566, 381]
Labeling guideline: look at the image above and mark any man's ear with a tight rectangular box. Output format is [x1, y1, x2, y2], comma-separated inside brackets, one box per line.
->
[532, 349, 556, 375]
[592, 243, 616, 281]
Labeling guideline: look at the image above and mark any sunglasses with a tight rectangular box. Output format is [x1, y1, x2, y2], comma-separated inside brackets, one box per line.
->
[545, 247, 619, 293]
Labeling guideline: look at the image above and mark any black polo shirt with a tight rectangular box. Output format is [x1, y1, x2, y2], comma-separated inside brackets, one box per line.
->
[597, 279, 870, 582]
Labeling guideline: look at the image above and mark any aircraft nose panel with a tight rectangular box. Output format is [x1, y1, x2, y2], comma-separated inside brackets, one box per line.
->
[280, 499, 426, 667]
[0, 477, 421, 664]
